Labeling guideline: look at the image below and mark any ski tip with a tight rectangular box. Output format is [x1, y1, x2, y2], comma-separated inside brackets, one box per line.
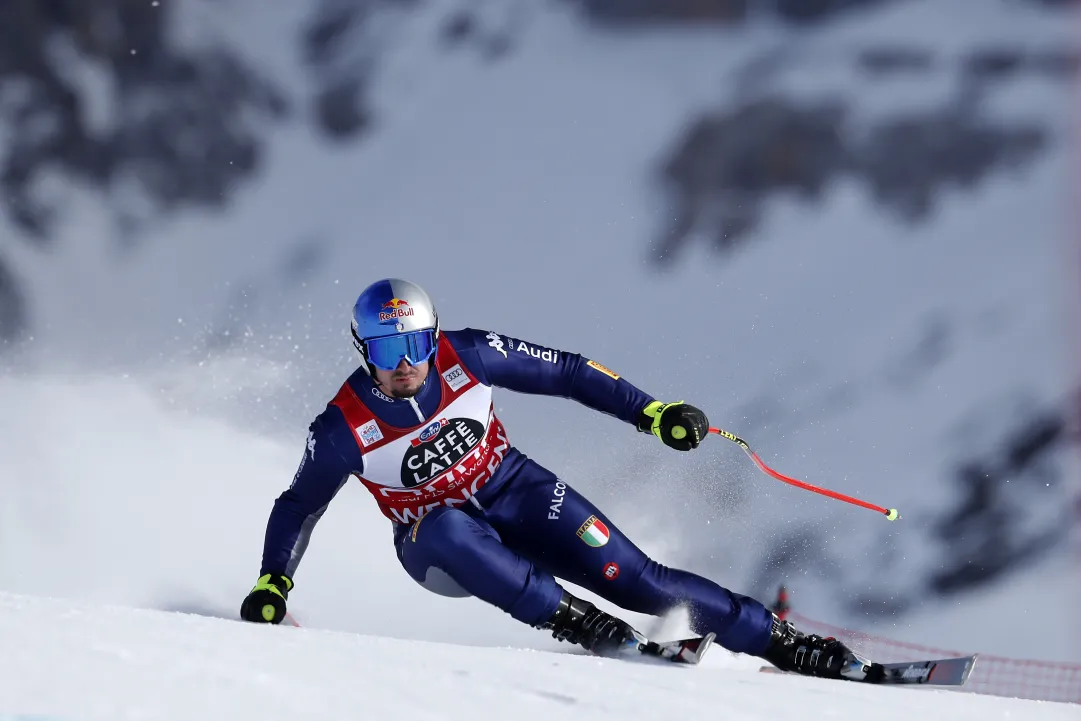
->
[924, 654, 979, 687]
[957, 654, 978, 685]
[685, 632, 716, 665]
[636, 632, 717, 665]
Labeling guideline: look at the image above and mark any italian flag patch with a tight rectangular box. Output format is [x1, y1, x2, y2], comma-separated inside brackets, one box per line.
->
[577, 515, 610, 548]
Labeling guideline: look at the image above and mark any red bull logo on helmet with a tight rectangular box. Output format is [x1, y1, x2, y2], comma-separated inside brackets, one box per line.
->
[378, 298, 414, 322]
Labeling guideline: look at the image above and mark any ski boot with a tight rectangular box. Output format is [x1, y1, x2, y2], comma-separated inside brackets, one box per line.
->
[761, 614, 873, 681]
[538, 591, 645, 657]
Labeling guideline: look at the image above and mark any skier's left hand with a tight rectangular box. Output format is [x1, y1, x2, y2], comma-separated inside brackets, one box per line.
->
[637, 401, 709, 451]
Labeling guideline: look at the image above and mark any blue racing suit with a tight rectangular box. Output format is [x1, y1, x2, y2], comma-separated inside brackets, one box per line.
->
[256, 328, 773, 655]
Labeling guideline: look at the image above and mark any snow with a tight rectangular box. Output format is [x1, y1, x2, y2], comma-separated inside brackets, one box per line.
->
[1, 590, 1077, 721]
[0, 0, 1078, 714]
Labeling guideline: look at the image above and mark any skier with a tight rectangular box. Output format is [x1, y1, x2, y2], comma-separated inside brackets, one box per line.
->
[240, 278, 865, 679]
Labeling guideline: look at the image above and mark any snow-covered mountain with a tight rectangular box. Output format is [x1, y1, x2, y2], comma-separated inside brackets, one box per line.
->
[0, 0, 1078, 679]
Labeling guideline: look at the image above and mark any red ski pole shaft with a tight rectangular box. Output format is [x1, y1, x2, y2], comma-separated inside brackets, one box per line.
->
[708, 427, 899, 521]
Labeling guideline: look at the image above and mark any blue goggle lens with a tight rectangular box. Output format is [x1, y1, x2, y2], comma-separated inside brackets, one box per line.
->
[364, 330, 437, 371]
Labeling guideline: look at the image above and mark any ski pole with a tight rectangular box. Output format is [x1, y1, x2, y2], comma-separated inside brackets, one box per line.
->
[708, 427, 900, 521]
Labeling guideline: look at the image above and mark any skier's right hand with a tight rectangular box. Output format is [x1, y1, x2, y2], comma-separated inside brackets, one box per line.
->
[240, 573, 293, 624]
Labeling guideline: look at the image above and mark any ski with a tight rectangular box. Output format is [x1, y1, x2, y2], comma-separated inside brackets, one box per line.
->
[635, 632, 716, 665]
[863, 654, 978, 686]
[273, 610, 712, 666]
[759, 653, 978, 687]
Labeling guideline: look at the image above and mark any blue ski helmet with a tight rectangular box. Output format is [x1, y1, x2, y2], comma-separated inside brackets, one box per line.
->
[351, 278, 440, 375]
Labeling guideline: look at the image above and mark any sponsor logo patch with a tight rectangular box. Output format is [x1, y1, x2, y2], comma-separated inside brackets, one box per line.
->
[586, 359, 620, 380]
[513, 341, 558, 364]
[372, 387, 393, 402]
[357, 420, 384, 447]
[370, 417, 510, 525]
[378, 298, 414, 323]
[548, 480, 567, 520]
[901, 666, 931, 681]
[486, 332, 507, 358]
[401, 418, 485, 488]
[577, 515, 610, 548]
[441, 364, 470, 392]
[603, 562, 620, 580]
[411, 418, 450, 447]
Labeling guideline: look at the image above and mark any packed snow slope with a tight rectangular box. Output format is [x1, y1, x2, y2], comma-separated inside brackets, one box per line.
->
[1, 0, 1079, 669]
[1, 591, 1077, 721]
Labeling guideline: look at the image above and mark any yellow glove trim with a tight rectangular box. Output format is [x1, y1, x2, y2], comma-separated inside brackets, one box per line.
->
[643, 400, 686, 441]
[252, 573, 293, 599]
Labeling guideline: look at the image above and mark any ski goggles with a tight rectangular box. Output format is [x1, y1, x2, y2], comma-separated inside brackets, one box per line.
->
[363, 329, 437, 371]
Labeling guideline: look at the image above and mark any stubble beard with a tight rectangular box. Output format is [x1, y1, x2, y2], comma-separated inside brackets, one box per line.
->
[383, 376, 423, 399]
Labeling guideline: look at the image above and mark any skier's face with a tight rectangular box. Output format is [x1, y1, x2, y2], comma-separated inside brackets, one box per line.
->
[374, 358, 429, 398]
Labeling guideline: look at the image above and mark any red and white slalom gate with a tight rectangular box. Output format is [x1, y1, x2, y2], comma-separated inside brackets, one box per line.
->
[786, 611, 1081, 704]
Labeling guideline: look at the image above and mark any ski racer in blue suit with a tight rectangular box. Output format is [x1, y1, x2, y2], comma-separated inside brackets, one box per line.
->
[240, 278, 864, 678]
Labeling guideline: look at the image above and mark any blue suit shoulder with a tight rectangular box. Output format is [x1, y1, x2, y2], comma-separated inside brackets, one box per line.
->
[442, 328, 494, 385]
[442, 327, 654, 426]
[306, 374, 367, 474]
